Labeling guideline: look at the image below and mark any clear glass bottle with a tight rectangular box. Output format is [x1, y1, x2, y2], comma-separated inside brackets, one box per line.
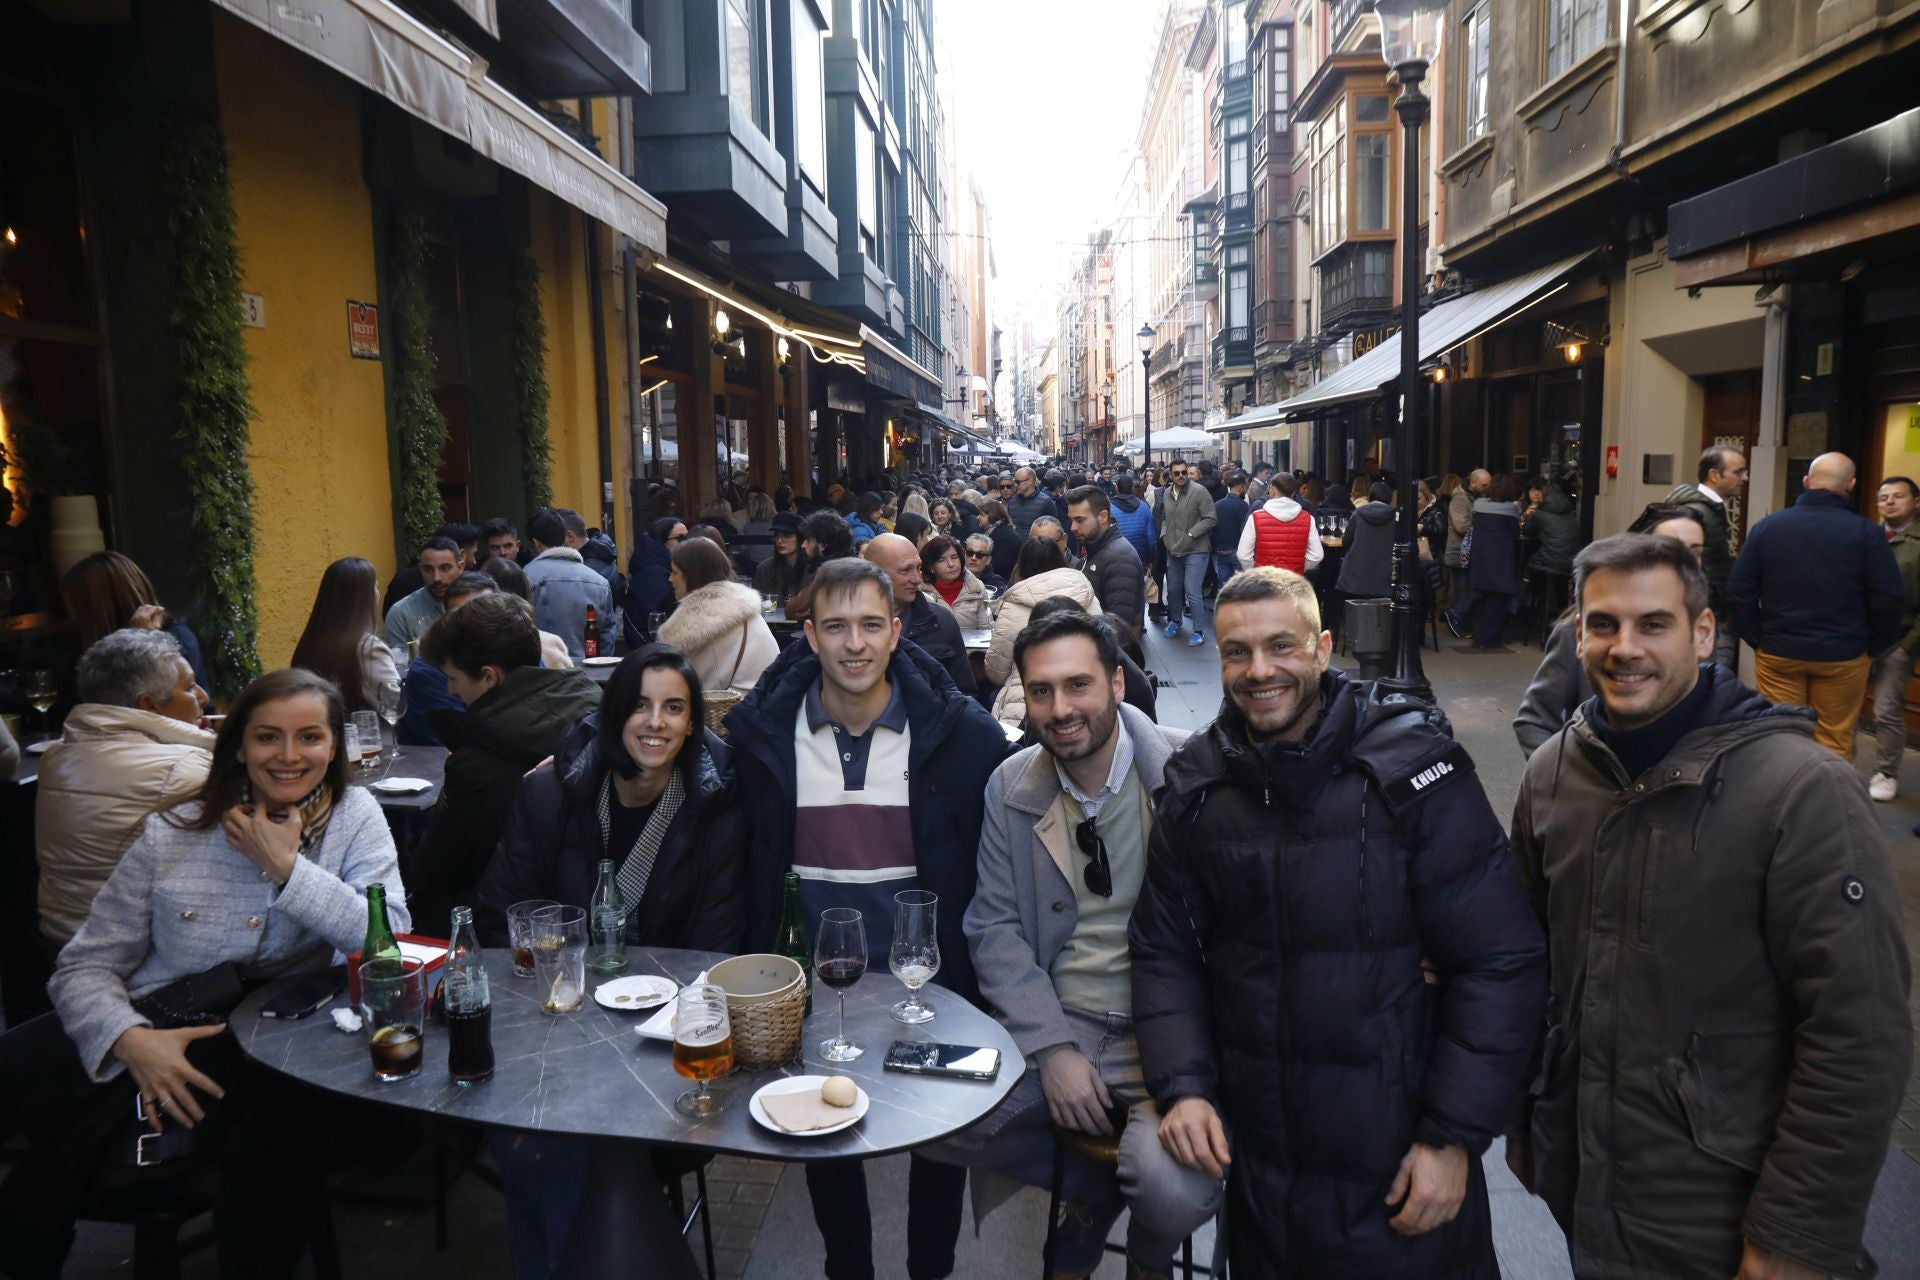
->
[443, 906, 494, 1085]
[589, 859, 628, 975]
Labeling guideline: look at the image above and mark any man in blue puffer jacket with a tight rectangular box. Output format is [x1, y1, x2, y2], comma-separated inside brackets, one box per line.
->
[1109, 473, 1158, 566]
[1131, 567, 1547, 1279]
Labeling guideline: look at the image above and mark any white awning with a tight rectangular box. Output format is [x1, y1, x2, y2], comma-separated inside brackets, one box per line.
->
[1115, 426, 1215, 453]
[211, 0, 666, 251]
[1265, 252, 1593, 420]
[1210, 400, 1286, 432]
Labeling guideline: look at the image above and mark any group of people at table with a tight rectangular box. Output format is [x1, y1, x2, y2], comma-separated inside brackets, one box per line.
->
[0, 461, 1905, 1280]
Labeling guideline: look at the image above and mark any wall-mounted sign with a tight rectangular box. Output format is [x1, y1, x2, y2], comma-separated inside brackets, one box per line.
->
[1352, 325, 1400, 357]
[347, 301, 381, 360]
[240, 293, 265, 329]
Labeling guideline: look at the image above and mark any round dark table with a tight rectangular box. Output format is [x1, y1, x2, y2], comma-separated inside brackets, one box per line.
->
[235, 947, 1021, 1277]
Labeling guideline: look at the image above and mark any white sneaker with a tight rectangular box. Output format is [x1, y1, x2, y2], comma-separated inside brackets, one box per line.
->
[1870, 773, 1898, 802]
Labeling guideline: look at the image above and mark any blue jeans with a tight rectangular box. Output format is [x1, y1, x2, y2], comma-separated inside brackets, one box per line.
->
[1165, 553, 1209, 630]
[1212, 552, 1239, 593]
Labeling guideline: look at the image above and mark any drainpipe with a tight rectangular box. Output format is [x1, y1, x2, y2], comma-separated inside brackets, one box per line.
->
[1607, 0, 1632, 178]
[580, 98, 616, 541]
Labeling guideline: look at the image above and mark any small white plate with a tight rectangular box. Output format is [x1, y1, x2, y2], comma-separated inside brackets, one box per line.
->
[583, 655, 622, 667]
[636, 968, 710, 1041]
[26, 740, 54, 755]
[749, 1076, 870, 1137]
[368, 776, 434, 794]
[593, 974, 678, 1011]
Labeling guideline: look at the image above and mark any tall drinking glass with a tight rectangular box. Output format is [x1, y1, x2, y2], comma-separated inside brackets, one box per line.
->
[888, 890, 940, 1024]
[506, 899, 559, 978]
[672, 983, 734, 1118]
[359, 958, 426, 1082]
[350, 711, 382, 771]
[530, 905, 587, 1014]
[376, 678, 406, 770]
[814, 908, 867, 1062]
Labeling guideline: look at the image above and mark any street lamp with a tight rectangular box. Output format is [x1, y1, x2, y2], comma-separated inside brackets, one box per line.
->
[1137, 323, 1156, 472]
[1373, 0, 1442, 703]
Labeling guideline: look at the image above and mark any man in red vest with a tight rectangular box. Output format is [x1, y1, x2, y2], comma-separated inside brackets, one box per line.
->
[1237, 473, 1325, 576]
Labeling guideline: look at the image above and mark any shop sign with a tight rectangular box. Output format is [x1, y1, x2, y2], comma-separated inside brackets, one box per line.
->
[1353, 325, 1400, 357]
[1907, 405, 1920, 454]
[347, 301, 381, 360]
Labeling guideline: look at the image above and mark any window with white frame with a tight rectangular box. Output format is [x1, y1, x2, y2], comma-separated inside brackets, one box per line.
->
[1271, 25, 1291, 128]
[1356, 133, 1390, 232]
[1228, 249, 1249, 331]
[856, 115, 878, 255]
[1463, 4, 1489, 140]
[1546, 0, 1606, 79]
[1313, 104, 1345, 255]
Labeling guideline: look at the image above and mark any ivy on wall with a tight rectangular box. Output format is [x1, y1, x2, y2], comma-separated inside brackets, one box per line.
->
[162, 111, 262, 699]
[511, 254, 555, 514]
[389, 206, 449, 558]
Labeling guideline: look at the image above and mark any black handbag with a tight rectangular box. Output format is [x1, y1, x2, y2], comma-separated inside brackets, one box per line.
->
[95, 964, 252, 1171]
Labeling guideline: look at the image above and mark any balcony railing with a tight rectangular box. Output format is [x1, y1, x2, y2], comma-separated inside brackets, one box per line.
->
[1212, 326, 1253, 374]
[1223, 191, 1252, 233]
[1225, 58, 1249, 82]
[1317, 242, 1395, 332]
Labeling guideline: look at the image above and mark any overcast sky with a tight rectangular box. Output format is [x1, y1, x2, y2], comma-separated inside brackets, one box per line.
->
[941, 0, 1173, 323]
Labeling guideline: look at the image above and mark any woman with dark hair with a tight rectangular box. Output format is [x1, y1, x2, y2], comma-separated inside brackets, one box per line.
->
[12, 669, 405, 1276]
[291, 557, 399, 712]
[1466, 473, 1525, 650]
[658, 537, 779, 696]
[847, 491, 886, 544]
[894, 510, 933, 549]
[60, 550, 208, 693]
[474, 644, 745, 1279]
[975, 498, 1023, 583]
[625, 516, 687, 647]
[920, 534, 990, 628]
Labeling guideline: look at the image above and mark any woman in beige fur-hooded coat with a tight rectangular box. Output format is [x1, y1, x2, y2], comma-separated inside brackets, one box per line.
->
[658, 537, 781, 696]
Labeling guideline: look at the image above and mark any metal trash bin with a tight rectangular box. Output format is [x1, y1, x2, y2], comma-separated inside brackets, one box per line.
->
[1344, 597, 1393, 680]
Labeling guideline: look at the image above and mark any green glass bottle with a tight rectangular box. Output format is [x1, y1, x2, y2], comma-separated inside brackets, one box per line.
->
[363, 883, 402, 962]
[775, 872, 812, 1015]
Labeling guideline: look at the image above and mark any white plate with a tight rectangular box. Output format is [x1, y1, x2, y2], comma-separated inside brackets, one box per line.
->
[583, 655, 623, 667]
[26, 740, 54, 755]
[593, 974, 678, 1011]
[749, 1076, 870, 1137]
[368, 776, 434, 794]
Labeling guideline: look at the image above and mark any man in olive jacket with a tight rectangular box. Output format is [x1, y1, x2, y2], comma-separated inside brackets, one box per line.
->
[1509, 534, 1911, 1280]
[1157, 461, 1218, 646]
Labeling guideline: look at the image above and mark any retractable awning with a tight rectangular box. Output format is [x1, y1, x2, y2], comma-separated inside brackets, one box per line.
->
[859, 326, 943, 411]
[212, 0, 666, 250]
[1265, 252, 1593, 420]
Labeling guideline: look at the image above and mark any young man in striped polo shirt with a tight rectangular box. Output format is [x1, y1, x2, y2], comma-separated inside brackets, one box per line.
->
[726, 557, 1011, 1280]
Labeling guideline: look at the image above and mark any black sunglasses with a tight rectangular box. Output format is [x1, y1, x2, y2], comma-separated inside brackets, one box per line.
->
[965, 548, 990, 557]
[1075, 818, 1113, 898]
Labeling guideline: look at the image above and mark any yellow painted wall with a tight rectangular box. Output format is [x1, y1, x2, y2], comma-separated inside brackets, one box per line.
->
[1880, 402, 1920, 490]
[529, 191, 607, 528]
[213, 14, 394, 667]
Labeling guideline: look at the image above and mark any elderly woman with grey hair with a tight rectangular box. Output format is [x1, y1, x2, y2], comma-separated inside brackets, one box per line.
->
[34, 628, 214, 946]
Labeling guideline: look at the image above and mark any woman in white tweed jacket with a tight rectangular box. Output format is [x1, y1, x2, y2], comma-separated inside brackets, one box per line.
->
[51, 669, 408, 1086]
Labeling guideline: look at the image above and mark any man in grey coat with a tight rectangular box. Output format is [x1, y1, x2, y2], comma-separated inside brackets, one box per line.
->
[936, 610, 1220, 1277]
[1067, 485, 1147, 666]
[523, 507, 615, 663]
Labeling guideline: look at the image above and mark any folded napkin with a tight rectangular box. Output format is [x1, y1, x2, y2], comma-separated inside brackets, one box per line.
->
[761, 1087, 853, 1132]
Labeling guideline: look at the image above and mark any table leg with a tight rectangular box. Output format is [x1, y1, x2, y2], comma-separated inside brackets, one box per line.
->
[554, 1140, 702, 1280]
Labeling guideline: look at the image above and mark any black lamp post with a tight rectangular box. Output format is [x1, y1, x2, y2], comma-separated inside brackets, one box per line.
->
[1372, 0, 1441, 703]
[1138, 323, 1156, 473]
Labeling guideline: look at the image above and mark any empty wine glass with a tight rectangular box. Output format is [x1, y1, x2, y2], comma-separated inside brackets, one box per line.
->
[888, 890, 939, 1024]
[376, 678, 406, 772]
[814, 908, 867, 1062]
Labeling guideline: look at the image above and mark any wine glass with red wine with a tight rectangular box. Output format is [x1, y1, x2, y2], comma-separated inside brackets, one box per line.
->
[814, 908, 867, 1062]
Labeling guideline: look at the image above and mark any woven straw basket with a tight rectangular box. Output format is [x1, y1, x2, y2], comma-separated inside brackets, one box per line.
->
[708, 953, 806, 1069]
